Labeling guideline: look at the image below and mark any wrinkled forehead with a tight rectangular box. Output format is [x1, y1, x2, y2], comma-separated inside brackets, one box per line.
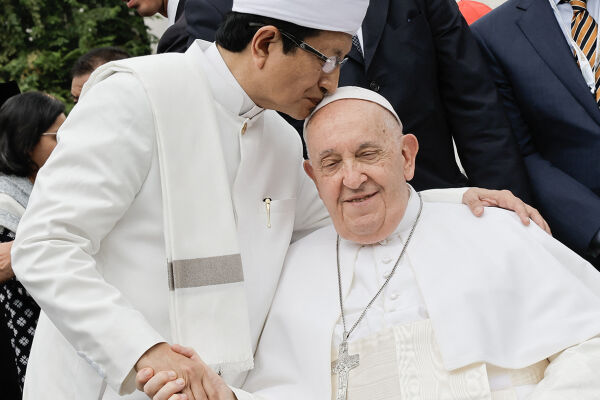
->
[304, 98, 403, 150]
[304, 86, 402, 129]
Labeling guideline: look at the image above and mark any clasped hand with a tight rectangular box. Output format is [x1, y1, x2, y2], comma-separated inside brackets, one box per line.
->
[136, 343, 235, 400]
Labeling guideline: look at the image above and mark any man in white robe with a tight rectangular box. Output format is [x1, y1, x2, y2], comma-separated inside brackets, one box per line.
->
[11, 2, 371, 399]
[138, 87, 600, 400]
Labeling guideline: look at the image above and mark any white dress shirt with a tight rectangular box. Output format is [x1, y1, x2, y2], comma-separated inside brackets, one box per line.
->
[167, 0, 180, 25]
[553, 0, 600, 37]
[550, 0, 600, 92]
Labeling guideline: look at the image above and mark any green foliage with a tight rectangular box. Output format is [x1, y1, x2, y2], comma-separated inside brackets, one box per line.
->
[0, 0, 155, 111]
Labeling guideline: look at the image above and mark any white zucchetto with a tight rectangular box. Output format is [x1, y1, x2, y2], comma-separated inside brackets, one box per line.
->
[231, 0, 369, 35]
[304, 86, 403, 132]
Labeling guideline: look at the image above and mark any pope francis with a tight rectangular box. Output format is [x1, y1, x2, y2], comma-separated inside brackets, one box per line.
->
[138, 87, 600, 400]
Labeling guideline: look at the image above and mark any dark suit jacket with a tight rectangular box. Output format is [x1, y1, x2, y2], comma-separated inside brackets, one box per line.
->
[471, 0, 600, 263]
[338, 0, 530, 197]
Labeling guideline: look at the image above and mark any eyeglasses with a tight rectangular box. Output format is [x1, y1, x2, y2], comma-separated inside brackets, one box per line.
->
[249, 23, 348, 74]
[41, 132, 57, 139]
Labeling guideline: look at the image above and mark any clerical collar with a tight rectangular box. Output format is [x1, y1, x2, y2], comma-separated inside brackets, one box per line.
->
[201, 42, 264, 119]
[377, 184, 420, 246]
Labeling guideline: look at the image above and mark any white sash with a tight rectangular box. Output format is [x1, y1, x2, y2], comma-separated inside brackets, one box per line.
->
[85, 50, 254, 374]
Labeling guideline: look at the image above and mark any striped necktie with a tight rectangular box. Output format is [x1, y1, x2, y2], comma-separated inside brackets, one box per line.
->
[352, 34, 363, 57]
[570, 0, 600, 106]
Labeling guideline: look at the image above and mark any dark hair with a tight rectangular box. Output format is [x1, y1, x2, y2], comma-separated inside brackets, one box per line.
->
[0, 92, 65, 177]
[71, 46, 130, 77]
[215, 12, 320, 54]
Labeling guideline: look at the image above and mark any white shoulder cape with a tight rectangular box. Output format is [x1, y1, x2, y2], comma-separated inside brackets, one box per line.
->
[240, 201, 600, 399]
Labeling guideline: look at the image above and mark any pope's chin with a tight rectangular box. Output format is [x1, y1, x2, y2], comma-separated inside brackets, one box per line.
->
[335, 209, 387, 245]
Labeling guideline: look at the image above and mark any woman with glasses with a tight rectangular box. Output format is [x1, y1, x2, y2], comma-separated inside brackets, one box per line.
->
[0, 91, 65, 395]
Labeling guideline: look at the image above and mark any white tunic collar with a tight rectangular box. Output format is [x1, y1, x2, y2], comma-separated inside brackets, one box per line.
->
[167, 0, 179, 25]
[199, 42, 264, 119]
[338, 184, 419, 251]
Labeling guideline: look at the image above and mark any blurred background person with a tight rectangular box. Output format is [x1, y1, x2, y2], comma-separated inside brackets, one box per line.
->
[71, 47, 130, 104]
[0, 91, 66, 396]
[122, 0, 188, 53]
[124, 0, 180, 22]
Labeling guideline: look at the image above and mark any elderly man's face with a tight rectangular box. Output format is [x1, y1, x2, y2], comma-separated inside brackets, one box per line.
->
[304, 99, 418, 244]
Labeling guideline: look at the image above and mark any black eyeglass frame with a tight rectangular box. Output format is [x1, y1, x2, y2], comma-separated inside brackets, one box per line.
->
[248, 22, 348, 73]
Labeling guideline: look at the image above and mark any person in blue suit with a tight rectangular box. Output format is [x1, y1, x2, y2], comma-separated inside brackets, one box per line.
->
[471, 0, 600, 269]
[165, 0, 533, 200]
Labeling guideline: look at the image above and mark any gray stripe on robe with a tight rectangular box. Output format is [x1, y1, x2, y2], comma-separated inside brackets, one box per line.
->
[168, 254, 244, 290]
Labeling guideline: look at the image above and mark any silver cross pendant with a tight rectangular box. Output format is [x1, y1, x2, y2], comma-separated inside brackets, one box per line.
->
[331, 337, 360, 400]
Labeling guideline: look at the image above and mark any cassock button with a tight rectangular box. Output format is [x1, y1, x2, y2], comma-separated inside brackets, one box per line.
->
[369, 81, 380, 92]
[390, 293, 399, 300]
[241, 122, 248, 135]
[382, 257, 393, 264]
[383, 271, 391, 279]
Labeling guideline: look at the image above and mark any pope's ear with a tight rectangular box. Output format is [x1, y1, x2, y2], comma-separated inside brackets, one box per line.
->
[303, 160, 317, 184]
[250, 26, 278, 69]
[401, 134, 419, 181]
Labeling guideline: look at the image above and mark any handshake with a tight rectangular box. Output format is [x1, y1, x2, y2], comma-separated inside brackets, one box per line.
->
[135, 343, 236, 400]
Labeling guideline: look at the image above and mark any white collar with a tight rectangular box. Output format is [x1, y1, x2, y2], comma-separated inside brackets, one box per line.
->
[167, 0, 180, 25]
[377, 185, 419, 245]
[198, 41, 264, 119]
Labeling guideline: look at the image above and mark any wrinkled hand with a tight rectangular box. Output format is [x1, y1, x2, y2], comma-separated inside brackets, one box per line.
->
[136, 343, 212, 400]
[136, 344, 235, 400]
[462, 188, 551, 235]
[0, 241, 14, 283]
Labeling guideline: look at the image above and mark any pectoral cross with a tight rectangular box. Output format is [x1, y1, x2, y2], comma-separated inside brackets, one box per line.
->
[331, 337, 359, 400]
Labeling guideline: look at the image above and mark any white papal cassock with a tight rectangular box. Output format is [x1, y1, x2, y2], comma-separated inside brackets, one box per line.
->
[236, 186, 600, 400]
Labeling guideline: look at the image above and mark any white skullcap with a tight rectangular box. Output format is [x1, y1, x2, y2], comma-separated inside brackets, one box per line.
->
[304, 86, 402, 134]
[232, 0, 368, 35]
